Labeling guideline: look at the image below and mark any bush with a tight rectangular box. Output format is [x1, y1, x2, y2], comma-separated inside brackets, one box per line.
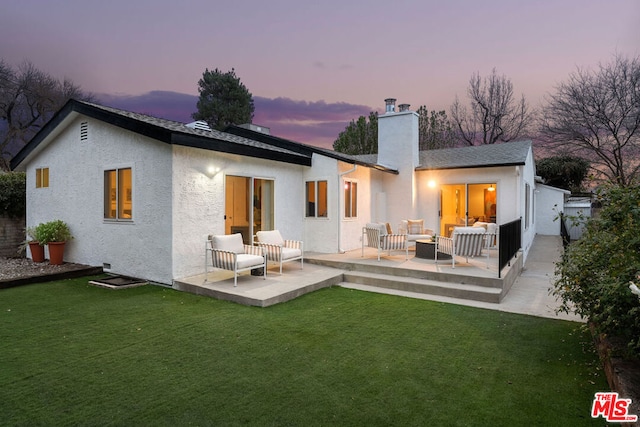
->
[34, 220, 73, 244]
[553, 185, 640, 357]
[0, 172, 26, 218]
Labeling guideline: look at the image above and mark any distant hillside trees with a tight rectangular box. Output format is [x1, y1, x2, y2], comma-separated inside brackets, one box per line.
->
[540, 54, 640, 187]
[0, 60, 93, 170]
[192, 68, 254, 131]
[450, 68, 534, 146]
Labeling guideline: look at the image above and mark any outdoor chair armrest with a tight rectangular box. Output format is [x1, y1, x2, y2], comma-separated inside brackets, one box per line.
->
[243, 244, 264, 256]
[284, 239, 303, 251]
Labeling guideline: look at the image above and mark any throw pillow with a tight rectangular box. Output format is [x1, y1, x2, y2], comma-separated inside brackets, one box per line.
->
[407, 219, 423, 234]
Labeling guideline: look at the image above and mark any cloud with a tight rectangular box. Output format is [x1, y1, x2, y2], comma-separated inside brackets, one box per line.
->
[96, 91, 375, 149]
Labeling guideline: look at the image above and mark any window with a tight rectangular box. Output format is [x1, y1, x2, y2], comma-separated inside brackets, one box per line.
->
[344, 180, 357, 218]
[525, 183, 530, 229]
[35, 168, 49, 188]
[305, 180, 327, 217]
[104, 168, 132, 220]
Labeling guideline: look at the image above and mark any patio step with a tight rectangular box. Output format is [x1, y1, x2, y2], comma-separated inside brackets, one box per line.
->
[305, 257, 504, 289]
[341, 271, 503, 303]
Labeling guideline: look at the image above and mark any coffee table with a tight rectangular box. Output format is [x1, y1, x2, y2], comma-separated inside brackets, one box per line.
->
[415, 239, 451, 260]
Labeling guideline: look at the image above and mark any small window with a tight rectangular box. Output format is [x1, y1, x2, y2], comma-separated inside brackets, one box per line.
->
[525, 183, 530, 229]
[305, 180, 327, 217]
[80, 122, 88, 141]
[104, 167, 132, 220]
[35, 168, 49, 188]
[344, 180, 357, 218]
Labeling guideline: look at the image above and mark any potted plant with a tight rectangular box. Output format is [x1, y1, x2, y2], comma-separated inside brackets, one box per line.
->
[20, 226, 45, 263]
[35, 220, 73, 265]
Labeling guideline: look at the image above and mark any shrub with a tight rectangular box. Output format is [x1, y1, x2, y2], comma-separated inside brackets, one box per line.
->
[34, 220, 73, 244]
[553, 185, 640, 357]
[0, 172, 26, 218]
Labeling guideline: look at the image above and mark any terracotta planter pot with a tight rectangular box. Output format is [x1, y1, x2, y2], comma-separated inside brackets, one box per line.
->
[28, 242, 45, 263]
[48, 242, 66, 265]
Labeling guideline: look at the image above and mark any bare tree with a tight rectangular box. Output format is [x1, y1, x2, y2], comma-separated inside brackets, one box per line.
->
[450, 68, 533, 145]
[540, 54, 640, 187]
[0, 60, 93, 170]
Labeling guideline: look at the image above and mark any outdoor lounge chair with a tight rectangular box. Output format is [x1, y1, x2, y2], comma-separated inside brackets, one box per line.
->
[362, 223, 408, 261]
[205, 233, 266, 286]
[435, 226, 487, 268]
[255, 230, 303, 274]
[399, 219, 434, 245]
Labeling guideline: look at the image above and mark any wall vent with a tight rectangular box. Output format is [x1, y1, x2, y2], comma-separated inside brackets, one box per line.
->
[80, 122, 89, 141]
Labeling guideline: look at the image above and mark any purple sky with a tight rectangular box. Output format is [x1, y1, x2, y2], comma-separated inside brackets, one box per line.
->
[2, 0, 638, 148]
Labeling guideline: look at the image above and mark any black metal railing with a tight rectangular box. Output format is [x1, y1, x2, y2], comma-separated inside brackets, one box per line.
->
[498, 218, 522, 278]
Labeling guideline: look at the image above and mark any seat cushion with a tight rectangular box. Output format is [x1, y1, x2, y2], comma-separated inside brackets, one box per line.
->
[236, 253, 264, 269]
[256, 230, 285, 246]
[212, 234, 245, 254]
[407, 233, 432, 242]
[281, 247, 302, 260]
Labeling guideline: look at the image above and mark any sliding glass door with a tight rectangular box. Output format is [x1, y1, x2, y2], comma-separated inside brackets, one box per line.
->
[440, 183, 496, 236]
[225, 175, 274, 244]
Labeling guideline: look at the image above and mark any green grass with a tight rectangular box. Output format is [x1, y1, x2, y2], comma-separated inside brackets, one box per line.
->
[1, 277, 607, 426]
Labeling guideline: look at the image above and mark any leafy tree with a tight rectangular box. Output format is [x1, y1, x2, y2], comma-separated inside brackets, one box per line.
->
[536, 155, 590, 192]
[450, 68, 533, 146]
[417, 106, 456, 150]
[0, 171, 25, 218]
[552, 185, 640, 357]
[0, 60, 93, 170]
[540, 54, 640, 187]
[192, 68, 254, 131]
[333, 111, 378, 155]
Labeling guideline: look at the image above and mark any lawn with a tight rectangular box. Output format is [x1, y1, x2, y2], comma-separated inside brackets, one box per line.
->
[1, 277, 607, 426]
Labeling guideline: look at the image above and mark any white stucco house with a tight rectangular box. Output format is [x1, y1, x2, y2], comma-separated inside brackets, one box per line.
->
[11, 98, 551, 285]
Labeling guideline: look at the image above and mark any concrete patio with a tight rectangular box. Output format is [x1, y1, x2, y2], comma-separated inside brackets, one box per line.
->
[173, 235, 580, 322]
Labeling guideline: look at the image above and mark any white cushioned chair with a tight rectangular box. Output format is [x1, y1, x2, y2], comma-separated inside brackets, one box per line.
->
[435, 226, 487, 268]
[362, 223, 408, 261]
[205, 233, 266, 286]
[255, 230, 303, 274]
[400, 219, 433, 245]
[473, 221, 499, 252]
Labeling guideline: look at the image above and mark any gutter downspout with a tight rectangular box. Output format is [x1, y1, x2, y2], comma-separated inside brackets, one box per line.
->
[338, 164, 357, 253]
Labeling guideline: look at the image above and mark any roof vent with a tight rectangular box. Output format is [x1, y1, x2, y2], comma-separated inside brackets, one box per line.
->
[186, 120, 212, 132]
[398, 103, 410, 112]
[384, 98, 396, 113]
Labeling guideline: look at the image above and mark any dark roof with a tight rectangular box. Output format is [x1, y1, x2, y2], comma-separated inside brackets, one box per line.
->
[10, 100, 312, 170]
[417, 140, 532, 170]
[225, 125, 398, 174]
[350, 140, 532, 171]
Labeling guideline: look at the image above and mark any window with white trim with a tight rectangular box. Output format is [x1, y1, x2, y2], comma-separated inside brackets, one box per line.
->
[344, 180, 357, 218]
[305, 180, 327, 217]
[104, 167, 132, 220]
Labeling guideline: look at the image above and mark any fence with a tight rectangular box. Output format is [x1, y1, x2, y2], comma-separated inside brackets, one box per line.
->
[498, 218, 521, 278]
[0, 215, 25, 258]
